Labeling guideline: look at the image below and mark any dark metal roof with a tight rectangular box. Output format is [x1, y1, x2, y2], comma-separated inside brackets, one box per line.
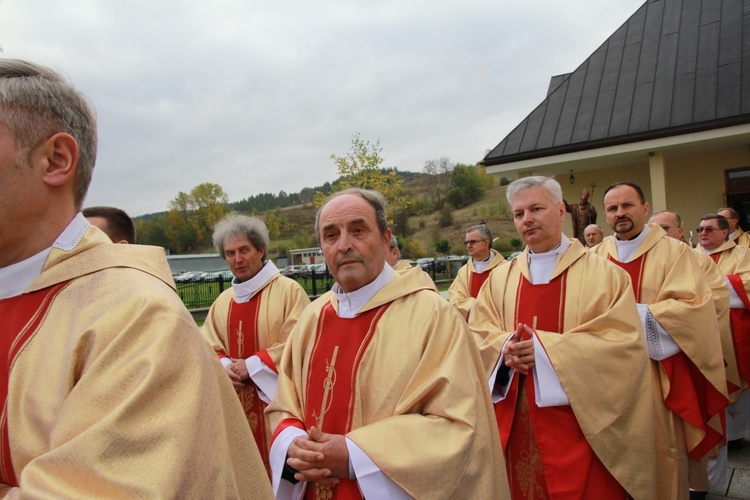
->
[484, 0, 750, 166]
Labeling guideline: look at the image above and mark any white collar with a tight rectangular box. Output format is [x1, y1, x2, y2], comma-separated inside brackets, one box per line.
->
[729, 230, 738, 240]
[527, 236, 570, 284]
[473, 251, 495, 274]
[232, 260, 280, 303]
[0, 213, 90, 300]
[332, 264, 394, 318]
[614, 225, 650, 263]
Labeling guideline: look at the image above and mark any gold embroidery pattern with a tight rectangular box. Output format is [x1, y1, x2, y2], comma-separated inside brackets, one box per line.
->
[512, 380, 548, 499]
[313, 346, 339, 429]
[315, 482, 333, 499]
[238, 386, 258, 432]
[236, 320, 244, 357]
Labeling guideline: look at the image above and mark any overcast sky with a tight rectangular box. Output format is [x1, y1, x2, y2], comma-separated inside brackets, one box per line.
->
[1, 0, 644, 216]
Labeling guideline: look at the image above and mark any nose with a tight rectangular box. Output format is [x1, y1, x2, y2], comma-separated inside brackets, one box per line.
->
[337, 231, 354, 252]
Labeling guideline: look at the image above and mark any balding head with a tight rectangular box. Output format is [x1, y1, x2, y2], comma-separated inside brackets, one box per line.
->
[583, 224, 603, 247]
[648, 210, 684, 241]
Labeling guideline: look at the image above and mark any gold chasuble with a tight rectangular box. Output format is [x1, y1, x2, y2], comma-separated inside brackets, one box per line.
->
[470, 239, 658, 498]
[1, 226, 272, 498]
[707, 240, 750, 390]
[302, 303, 390, 499]
[733, 228, 750, 248]
[202, 272, 309, 472]
[0, 282, 70, 486]
[692, 249, 740, 402]
[500, 273, 625, 498]
[269, 269, 508, 499]
[594, 225, 728, 497]
[449, 249, 506, 319]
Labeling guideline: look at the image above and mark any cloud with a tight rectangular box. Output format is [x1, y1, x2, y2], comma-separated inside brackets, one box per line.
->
[0, 0, 644, 216]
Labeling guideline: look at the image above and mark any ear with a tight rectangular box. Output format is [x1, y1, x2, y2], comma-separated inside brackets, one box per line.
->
[38, 133, 79, 187]
[383, 228, 392, 248]
[643, 202, 650, 217]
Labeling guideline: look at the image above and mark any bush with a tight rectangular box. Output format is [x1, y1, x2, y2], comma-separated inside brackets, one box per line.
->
[438, 206, 453, 228]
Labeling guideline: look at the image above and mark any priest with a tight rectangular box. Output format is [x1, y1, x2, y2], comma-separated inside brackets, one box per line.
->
[0, 58, 271, 497]
[470, 176, 658, 498]
[449, 224, 505, 319]
[595, 182, 728, 496]
[202, 213, 310, 473]
[268, 188, 508, 499]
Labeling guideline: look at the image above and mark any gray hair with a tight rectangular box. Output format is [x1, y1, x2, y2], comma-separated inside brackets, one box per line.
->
[213, 213, 269, 261]
[389, 233, 401, 259]
[652, 210, 682, 229]
[466, 224, 492, 242]
[506, 176, 563, 205]
[718, 207, 739, 219]
[389, 233, 399, 250]
[0, 59, 97, 210]
[315, 188, 388, 243]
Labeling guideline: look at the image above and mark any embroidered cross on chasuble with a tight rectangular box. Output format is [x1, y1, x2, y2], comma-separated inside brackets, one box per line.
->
[0, 282, 71, 486]
[711, 252, 750, 384]
[297, 301, 390, 500]
[494, 272, 624, 499]
[225, 294, 273, 475]
[609, 254, 726, 459]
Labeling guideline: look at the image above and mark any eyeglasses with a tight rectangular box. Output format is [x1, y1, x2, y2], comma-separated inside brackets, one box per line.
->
[696, 227, 719, 234]
[464, 239, 487, 246]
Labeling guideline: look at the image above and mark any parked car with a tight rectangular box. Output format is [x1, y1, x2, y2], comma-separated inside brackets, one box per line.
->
[309, 263, 327, 276]
[416, 258, 434, 271]
[434, 255, 461, 273]
[297, 264, 311, 278]
[174, 271, 204, 283]
[282, 265, 303, 278]
[202, 270, 234, 282]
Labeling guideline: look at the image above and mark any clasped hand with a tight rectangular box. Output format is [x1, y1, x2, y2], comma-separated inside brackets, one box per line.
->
[224, 358, 250, 388]
[286, 427, 349, 484]
[503, 323, 536, 375]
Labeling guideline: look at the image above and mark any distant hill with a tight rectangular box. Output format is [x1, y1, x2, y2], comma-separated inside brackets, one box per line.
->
[134, 169, 519, 259]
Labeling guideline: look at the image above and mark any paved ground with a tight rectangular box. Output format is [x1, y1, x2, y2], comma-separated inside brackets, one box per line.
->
[709, 439, 750, 499]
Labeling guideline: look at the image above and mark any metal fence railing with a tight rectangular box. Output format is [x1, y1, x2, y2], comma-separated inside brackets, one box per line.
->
[176, 270, 337, 310]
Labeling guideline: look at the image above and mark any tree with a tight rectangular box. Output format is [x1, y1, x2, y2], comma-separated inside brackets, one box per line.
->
[422, 157, 453, 205]
[438, 205, 453, 228]
[189, 183, 230, 247]
[446, 164, 490, 208]
[434, 239, 451, 255]
[166, 182, 229, 251]
[318, 133, 409, 222]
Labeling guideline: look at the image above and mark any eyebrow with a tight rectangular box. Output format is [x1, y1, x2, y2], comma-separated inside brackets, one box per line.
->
[321, 218, 369, 233]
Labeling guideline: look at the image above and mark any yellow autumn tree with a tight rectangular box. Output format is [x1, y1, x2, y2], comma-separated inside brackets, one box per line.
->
[315, 133, 409, 224]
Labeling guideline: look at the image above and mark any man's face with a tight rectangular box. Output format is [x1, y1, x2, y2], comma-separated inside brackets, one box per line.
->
[698, 219, 728, 251]
[465, 229, 490, 260]
[318, 194, 389, 292]
[223, 235, 264, 282]
[583, 226, 603, 247]
[0, 122, 44, 268]
[511, 185, 565, 253]
[718, 210, 739, 232]
[648, 212, 684, 241]
[386, 244, 399, 267]
[603, 185, 649, 240]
